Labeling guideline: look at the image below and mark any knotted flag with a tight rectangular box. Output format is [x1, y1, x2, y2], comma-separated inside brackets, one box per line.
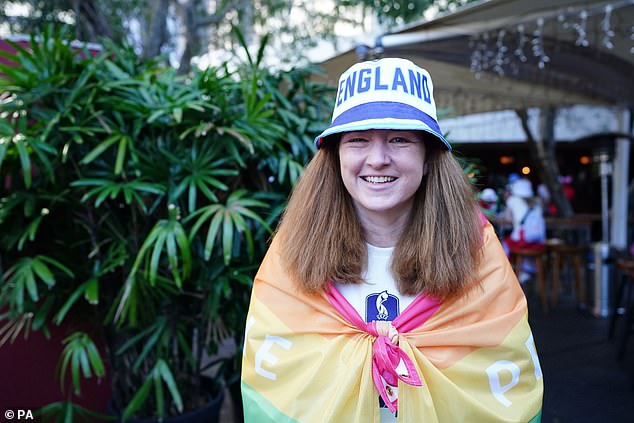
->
[242, 222, 543, 422]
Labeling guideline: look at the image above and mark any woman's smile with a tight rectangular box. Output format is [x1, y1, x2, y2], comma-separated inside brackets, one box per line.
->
[361, 175, 398, 184]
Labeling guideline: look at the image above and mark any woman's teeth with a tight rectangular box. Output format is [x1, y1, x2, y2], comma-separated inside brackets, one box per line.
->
[362, 176, 396, 184]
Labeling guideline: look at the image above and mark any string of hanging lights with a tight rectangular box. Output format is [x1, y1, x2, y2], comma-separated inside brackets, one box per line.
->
[469, 0, 634, 78]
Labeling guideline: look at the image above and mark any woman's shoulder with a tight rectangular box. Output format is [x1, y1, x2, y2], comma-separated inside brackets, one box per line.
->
[254, 236, 285, 283]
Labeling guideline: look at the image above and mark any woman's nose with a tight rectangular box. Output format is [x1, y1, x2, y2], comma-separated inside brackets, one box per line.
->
[366, 140, 390, 167]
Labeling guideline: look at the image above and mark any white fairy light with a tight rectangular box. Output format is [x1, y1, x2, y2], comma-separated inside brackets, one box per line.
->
[531, 18, 550, 69]
[470, 32, 493, 79]
[558, 13, 571, 31]
[493, 29, 508, 75]
[468, 0, 634, 73]
[601, 4, 615, 49]
[572, 10, 589, 47]
[514, 24, 528, 63]
[468, 36, 481, 77]
[469, 34, 484, 78]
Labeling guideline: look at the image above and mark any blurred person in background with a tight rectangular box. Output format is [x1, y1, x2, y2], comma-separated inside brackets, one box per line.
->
[478, 187, 499, 219]
[501, 178, 546, 282]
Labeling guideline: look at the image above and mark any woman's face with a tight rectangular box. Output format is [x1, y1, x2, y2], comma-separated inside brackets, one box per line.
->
[339, 129, 427, 224]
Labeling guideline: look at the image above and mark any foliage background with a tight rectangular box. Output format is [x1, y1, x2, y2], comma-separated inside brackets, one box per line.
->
[0, 27, 332, 420]
[0, 0, 477, 72]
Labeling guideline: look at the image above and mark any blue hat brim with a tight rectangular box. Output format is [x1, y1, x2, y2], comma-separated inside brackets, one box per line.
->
[314, 101, 451, 151]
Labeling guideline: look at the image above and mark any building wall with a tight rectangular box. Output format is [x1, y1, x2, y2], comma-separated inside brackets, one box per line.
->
[440, 106, 621, 144]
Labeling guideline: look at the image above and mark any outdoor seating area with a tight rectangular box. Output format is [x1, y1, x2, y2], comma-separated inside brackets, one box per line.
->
[511, 247, 549, 311]
[494, 212, 599, 311]
[549, 242, 586, 307]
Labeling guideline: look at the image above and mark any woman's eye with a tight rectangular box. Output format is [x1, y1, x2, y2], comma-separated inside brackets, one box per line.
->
[343, 138, 367, 144]
[389, 137, 412, 144]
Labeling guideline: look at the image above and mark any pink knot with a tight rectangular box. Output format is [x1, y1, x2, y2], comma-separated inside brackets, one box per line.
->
[372, 321, 399, 345]
[325, 283, 442, 414]
[368, 322, 422, 413]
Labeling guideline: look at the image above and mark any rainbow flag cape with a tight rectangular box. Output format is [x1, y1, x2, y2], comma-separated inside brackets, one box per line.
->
[242, 222, 543, 422]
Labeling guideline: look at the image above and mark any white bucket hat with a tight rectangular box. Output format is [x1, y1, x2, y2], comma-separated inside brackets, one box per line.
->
[480, 188, 498, 203]
[314, 57, 451, 151]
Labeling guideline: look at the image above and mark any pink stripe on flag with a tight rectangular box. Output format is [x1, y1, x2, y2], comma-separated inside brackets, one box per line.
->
[325, 282, 370, 331]
[394, 293, 442, 333]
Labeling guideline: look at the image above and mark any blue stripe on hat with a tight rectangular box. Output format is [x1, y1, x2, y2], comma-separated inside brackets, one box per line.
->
[332, 102, 441, 132]
[315, 101, 450, 151]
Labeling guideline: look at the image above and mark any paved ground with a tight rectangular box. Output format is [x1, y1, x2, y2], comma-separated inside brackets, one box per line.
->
[527, 285, 634, 423]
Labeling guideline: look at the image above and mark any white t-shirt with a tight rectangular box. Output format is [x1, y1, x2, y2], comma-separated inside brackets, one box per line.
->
[335, 243, 416, 422]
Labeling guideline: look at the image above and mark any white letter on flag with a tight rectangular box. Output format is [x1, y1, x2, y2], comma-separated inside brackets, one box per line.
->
[486, 360, 521, 407]
[255, 335, 293, 381]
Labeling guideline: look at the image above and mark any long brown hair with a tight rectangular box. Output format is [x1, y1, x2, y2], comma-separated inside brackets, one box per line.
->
[275, 137, 482, 300]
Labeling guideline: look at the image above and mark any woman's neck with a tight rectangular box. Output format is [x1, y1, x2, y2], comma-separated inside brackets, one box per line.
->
[355, 209, 410, 247]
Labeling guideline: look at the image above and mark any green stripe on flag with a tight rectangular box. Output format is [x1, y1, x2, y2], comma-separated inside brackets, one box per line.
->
[528, 409, 543, 422]
[242, 381, 543, 422]
[241, 381, 300, 423]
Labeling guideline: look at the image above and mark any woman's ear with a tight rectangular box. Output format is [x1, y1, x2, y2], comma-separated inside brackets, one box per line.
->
[420, 133, 437, 177]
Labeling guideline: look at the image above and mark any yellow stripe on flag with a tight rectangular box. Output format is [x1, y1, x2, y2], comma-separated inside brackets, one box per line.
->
[243, 293, 379, 422]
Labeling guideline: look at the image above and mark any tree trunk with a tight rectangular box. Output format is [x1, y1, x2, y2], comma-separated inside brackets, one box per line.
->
[177, 0, 251, 74]
[515, 108, 574, 217]
[71, 0, 113, 41]
[142, 0, 170, 60]
[178, 0, 202, 74]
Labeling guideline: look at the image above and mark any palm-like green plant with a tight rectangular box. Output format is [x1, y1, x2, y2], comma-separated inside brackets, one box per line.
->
[0, 26, 332, 421]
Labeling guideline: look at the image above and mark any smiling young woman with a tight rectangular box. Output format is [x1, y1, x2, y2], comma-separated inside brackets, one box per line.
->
[242, 58, 543, 423]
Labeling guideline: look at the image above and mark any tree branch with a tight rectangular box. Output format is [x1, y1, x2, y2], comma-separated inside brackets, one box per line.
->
[515, 108, 573, 217]
[193, 0, 250, 28]
[71, 0, 113, 40]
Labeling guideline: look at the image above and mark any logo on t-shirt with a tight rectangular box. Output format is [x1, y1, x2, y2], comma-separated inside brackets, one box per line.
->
[366, 290, 399, 322]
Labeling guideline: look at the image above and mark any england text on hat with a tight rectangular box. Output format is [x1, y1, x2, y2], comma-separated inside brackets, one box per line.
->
[335, 65, 432, 107]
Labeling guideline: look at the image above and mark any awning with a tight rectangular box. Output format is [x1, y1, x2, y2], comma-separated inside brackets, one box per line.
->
[318, 0, 634, 117]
